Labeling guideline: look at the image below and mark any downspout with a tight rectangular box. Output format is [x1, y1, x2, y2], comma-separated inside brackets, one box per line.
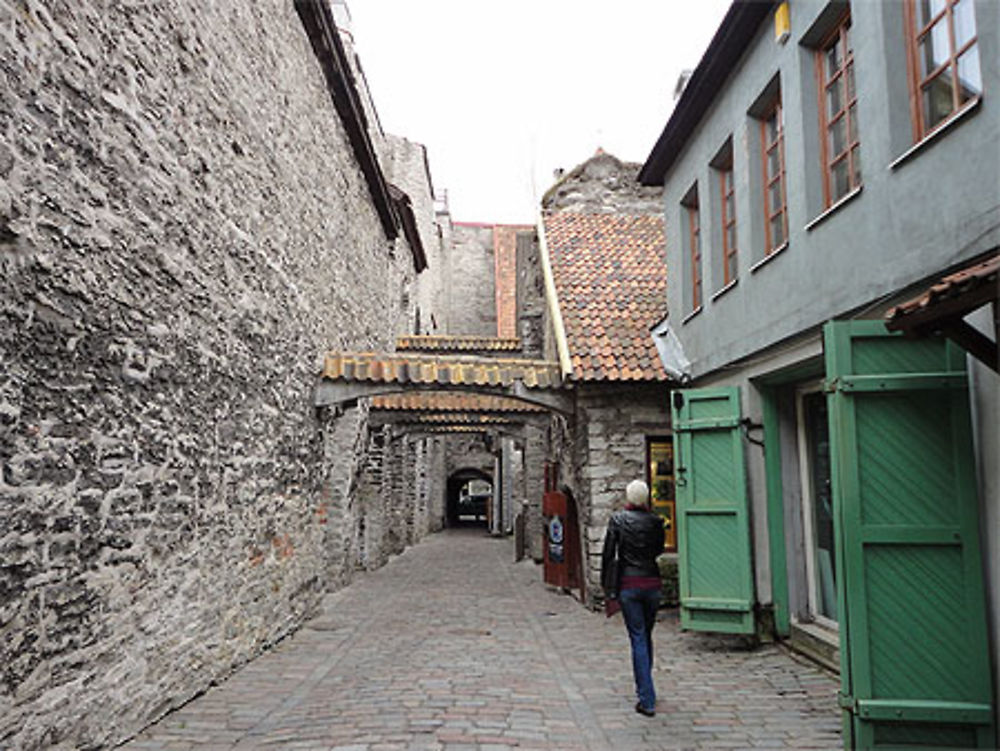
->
[536, 211, 573, 378]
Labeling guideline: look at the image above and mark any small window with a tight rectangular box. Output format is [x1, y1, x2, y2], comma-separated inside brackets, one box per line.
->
[760, 97, 788, 254]
[681, 186, 702, 311]
[718, 160, 738, 285]
[906, 0, 981, 140]
[710, 139, 738, 290]
[817, 12, 862, 205]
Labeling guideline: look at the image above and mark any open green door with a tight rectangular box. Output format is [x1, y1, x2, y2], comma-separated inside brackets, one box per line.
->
[671, 386, 755, 635]
[825, 321, 995, 749]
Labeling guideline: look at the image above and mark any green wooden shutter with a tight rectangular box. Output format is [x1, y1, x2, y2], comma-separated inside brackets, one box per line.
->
[671, 386, 755, 634]
[825, 320, 996, 749]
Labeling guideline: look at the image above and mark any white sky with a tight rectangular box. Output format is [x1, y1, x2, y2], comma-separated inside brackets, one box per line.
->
[348, 0, 732, 224]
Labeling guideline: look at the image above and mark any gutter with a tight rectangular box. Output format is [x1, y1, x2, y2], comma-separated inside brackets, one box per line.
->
[295, 0, 398, 239]
[535, 211, 574, 379]
[639, 1, 776, 185]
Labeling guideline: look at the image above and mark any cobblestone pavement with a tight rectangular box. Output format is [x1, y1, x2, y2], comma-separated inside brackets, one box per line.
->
[122, 529, 841, 750]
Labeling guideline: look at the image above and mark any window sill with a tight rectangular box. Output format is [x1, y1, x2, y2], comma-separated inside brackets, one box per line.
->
[681, 306, 703, 325]
[750, 242, 789, 274]
[888, 97, 982, 171]
[711, 278, 738, 302]
[804, 185, 863, 232]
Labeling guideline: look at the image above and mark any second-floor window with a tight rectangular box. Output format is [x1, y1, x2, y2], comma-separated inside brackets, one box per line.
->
[684, 189, 702, 311]
[719, 165, 738, 285]
[906, 0, 981, 139]
[761, 98, 788, 254]
[818, 13, 861, 205]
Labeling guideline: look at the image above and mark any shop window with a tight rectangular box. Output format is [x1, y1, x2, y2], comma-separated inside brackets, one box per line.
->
[647, 437, 676, 553]
[905, 0, 981, 140]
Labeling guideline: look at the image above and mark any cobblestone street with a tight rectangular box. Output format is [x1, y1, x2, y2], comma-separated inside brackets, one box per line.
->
[122, 529, 841, 751]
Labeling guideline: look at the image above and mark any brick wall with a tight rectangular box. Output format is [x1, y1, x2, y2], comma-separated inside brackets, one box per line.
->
[0, 1, 429, 747]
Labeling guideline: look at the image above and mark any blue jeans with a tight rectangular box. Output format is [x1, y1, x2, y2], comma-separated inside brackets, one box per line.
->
[620, 587, 659, 710]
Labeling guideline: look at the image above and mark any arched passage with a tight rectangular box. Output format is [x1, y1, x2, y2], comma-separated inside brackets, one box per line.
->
[446, 468, 493, 528]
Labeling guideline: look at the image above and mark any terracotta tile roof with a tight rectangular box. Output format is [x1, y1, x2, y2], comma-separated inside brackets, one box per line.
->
[494, 225, 533, 338]
[886, 252, 999, 330]
[396, 335, 522, 353]
[322, 352, 562, 389]
[542, 212, 668, 381]
[371, 393, 545, 412]
[392, 413, 514, 425]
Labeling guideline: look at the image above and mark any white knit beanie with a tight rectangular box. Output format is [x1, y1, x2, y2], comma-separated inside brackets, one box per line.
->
[625, 479, 650, 507]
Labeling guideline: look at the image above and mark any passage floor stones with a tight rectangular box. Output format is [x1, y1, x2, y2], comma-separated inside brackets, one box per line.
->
[122, 529, 840, 750]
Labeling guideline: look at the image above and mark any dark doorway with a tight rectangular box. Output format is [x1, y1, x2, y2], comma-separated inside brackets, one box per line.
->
[446, 469, 492, 528]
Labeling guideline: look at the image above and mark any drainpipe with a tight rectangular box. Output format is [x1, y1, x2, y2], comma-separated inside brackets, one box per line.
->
[535, 211, 573, 378]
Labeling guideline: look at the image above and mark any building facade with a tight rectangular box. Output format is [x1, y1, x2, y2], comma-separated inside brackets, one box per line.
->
[641, 1, 998, 748]
[536, 153, 674, 605]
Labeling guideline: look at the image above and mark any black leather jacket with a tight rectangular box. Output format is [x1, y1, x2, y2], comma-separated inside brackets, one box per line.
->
[601, 508, 665, 592]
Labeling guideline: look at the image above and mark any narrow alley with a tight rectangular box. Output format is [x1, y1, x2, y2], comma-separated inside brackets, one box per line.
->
[122, 530, 840, 751]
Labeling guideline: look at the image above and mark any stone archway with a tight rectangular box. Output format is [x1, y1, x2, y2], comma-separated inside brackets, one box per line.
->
[446, 467, 493, 528]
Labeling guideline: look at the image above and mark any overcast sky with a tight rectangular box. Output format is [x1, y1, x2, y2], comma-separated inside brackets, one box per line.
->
[348, 0, 732, 224]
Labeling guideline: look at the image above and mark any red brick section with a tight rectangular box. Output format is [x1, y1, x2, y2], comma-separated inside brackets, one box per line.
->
[543, 212, 668, 381]
[494, 225, 533, 338]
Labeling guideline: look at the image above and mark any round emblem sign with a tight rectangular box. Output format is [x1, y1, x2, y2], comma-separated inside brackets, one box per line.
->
[549, 516, 564, 544]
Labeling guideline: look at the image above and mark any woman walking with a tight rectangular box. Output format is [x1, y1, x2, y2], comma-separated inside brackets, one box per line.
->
[601, 479, 665, 717]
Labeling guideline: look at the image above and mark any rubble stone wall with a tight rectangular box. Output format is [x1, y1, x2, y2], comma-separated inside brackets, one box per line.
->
[542, 152, 665, 216]
[0, 1, 425, 748]
[447, 224, 497, 337]
[571, 384, 671, 606]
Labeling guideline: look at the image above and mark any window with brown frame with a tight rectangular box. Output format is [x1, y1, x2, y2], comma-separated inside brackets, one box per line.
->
[817, 13, 861, 206]
[684, 191, 702, 310]
[760, 98, 788, 254]
[718, 164, 737, 285]
[906, 0, 981, 140]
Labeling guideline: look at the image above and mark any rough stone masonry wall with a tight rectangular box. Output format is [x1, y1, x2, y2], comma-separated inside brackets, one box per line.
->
[447, 224, 497, 337]
[573, 384, 671, 606]
[0, 2, 418, 748]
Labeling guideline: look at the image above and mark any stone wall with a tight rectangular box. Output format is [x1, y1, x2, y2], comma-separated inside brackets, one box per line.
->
[542, 152, 665, 216]
[447, 224, 498, 337]
[0, 1, 432, 748]
[571, 384, 672, 605]
[385, 134, 443, 336]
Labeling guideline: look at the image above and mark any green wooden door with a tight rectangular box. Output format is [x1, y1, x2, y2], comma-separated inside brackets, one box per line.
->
[824, 320, 995, 749]
[671, 386, 755, 634]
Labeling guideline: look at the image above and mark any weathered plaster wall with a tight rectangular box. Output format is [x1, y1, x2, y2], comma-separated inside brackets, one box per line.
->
[661, 0, 1000, 378]
[0, 1, 423, 748]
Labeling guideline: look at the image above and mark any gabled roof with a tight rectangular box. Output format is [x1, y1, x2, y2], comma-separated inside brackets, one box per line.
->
[541, 212, 668, 382]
